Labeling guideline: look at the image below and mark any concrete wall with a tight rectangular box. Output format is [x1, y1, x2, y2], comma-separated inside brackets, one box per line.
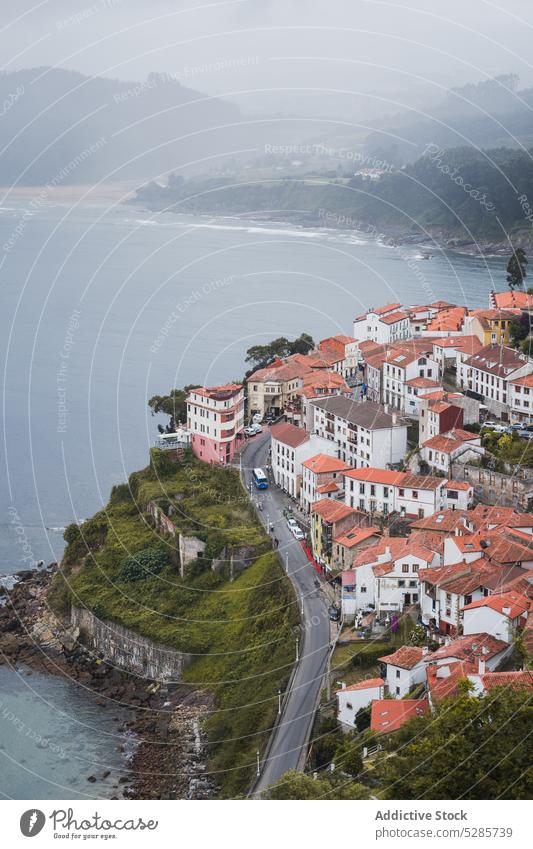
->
[71, 607, 191, 682]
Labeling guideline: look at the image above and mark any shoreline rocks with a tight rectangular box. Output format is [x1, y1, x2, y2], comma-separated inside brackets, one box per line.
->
[0, 565, 216, 800]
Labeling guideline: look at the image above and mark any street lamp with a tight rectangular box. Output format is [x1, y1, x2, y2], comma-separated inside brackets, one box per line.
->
[285, 551, 289, 574]
[300, 592, 304, 615]
[278, 688, 282, 715]
[256, 749, 260, 777]
[295, 636, 299, 662]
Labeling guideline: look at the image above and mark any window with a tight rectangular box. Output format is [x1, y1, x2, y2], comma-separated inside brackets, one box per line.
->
[398, 579, 405, 587]
[399, 488, 405, 497]
[346, 702, 353, 710]
[396, 686, 400, 695]
[396, 669, 400, 678]
[412, 490, 418, 499]
[402, 564, 409, 573]
[360, 585, 367, 593]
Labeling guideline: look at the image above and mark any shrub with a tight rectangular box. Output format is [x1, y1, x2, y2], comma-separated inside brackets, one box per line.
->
[119, 548, 170, 581]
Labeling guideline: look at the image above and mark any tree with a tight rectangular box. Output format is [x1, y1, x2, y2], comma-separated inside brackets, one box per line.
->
[120, 548, 170, 582]
[506, 248, 528, 289]
[509, 314, 530, 348]
[148, 384, 200, 430]
[375, 688, 533, 799]
[245, 333, 316, 371]
[263, 769, 370, 800]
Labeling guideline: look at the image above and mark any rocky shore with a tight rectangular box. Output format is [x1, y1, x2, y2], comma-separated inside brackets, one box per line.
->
[0, 566, 216, 800]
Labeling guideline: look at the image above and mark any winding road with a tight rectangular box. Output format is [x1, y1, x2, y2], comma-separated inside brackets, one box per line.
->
[241, 431, 332, 795]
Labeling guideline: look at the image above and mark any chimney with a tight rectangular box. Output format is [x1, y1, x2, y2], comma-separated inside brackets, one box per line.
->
[478, 658, 486, 675]
[502, 606, 511, 617]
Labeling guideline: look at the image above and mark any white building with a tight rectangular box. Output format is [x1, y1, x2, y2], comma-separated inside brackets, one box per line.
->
[343, 467, 447, 519]
[509, 373, 533, 424]
[336, 678, 385, 729]
[378, 646, 428, 698]
[382, 348, 440, 412]
[300, 454, 351, 514]
[353, 303, 411, 345]
[309, 395, 408, 469]
[270, 421, 337, 498]
[186, 383, 245, 465]
[462, 590, 529, 643]
[420, 429, 483, 476]
[457, 343, 533, 419]
[444, 481, 474, 511]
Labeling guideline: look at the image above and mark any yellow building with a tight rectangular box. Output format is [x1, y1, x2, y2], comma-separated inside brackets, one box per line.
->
[468, 309, 518, 346]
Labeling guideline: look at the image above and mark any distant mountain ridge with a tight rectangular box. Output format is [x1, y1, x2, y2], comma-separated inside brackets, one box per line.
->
[0, 67, 241, 185]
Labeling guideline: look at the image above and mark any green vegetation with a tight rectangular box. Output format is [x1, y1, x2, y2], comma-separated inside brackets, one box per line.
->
[148, 384, 200, 430]
[262, 769, 370, 800]
[245, 333, 315, 372]
[374, 687, 533, 799]
[480, 430, 533, 469]
[49, 452, 297, 797]
[506, 247, 528, 289]
[136, 146, 533, 248]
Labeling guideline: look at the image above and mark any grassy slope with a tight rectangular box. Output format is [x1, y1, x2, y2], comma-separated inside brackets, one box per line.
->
[49, 452, 298, 797]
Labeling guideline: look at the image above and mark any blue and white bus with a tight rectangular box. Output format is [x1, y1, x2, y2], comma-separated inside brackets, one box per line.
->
[253, 468, 268, 489]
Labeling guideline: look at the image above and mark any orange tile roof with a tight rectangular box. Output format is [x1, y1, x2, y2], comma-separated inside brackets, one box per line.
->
[404, 377, 442, 388]
[270, 421, 310, 448]
[511, 373, 533, 388]
[427, 307, 467, 333]
[311, 498, 357, 523]
[428, 633, 509, 663]
[317, 481, 340, 494]
[423, 428, 479, 454]
[336, 677, 384, 694]
[410, 509, 468, 533]
[399, 473, 447, 491]
[370, 699, 429, 733]
[380, 309, 409, 325]
[344, 467, 404, 485]
[302, 453, 351, 474]
[480, 671, 533, 692]
[334, 526, 380, 548]
[445, 481, 472, 491]
[426, 660, 477, 701]
[374, 302, 402, 315]
[491, 290, 533, 310]
[378, 646, 425, 669]
[433, 335, 482, 354]
[462, 590, 530, 620]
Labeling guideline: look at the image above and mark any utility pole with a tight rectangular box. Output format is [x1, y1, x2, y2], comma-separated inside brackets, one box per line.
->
[300, 592, 304, 615]
[326, 640, 333, 702]
[256, 749, 260, 777]
[285, 551, 289, 574]
[278, 688, 282, 714]
[295, 635, 299, 662]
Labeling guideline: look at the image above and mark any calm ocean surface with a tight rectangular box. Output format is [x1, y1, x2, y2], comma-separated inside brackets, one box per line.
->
[0, 197, 505, 797]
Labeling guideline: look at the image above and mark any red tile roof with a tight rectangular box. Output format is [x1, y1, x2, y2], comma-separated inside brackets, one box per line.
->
[311, 498, 357, 523]
[480, 671, 533, 692]
[491, 290, 533, 310]
[404, 377, 442, 388]
[410, 509, 468, 534]
[426, 660, 477, 701]
[423, 429, 479, 454]
[428, 633, 509, 663]
[334, 526, 380, 549]
[399, 473, 447, 491]
[462, 590, 530, 620]
[344, 467, 404, 486]
[370, 699, 429, 733]
[511, 373, 533, 389]
[270, 421, 310, 448]
[379, 309, 409, 325]
[317, 481, 340, 494]
[336, 677, 384, 694]
[378, 646, 425, 669]
[445, 481, 472, 491]
[302, 454, 351, 474]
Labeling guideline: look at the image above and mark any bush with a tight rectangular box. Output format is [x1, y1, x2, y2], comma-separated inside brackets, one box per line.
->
[119, 548, 170, 581]
[350, 642, 390, 668]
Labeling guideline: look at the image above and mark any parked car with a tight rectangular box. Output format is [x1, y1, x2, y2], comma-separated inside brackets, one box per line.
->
[244, 423, 262, 436]
[490, 424, 509, 434]
[518, 430, 533, 440]
[286, 517, 299, 530]
[291, 525, 305, 541]
[481, 421, 498, 429]
[328, 605, 340, 622]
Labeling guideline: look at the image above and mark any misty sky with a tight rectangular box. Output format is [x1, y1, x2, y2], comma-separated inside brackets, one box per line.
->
[3, 0, 533, 118]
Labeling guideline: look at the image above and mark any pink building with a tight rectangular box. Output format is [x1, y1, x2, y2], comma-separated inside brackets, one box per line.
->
[187, 383, 245, 465]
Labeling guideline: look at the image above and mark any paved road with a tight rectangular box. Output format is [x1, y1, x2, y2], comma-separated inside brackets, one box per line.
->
[241, 432, 332, 795]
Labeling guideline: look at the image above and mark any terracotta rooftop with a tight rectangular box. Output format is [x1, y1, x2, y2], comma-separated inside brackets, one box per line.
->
[311, 498, 357, 523]
[427, 633, 509, 663]
[490, 290, 533, 310]
[404, 377, 442, 389]
[426, 660, 477, 701]
[370, 699, 429, 733]
[462, 590, 530, 620]
[316, 481, 340, 494]
[344, 467, 405, 486]
[378, 645, 425, 669]
[410, 509, 468, 533]
[270, 421, 310, 448]
[399, 473, 447, 491]
[480, 671, 533, 692]
[302, 453, 351, 474]
[445, 481, 472, 491]
[380, 309, 409, 325]
[336, 677, 384, 694]
[511, 373, 533, 389]
[334, 526, 380, 549]
[423, 428, 479, 454]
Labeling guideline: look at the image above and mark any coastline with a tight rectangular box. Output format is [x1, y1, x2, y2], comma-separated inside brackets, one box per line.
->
[128, 197, 516, 258]
[0, 567, 215, 801]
